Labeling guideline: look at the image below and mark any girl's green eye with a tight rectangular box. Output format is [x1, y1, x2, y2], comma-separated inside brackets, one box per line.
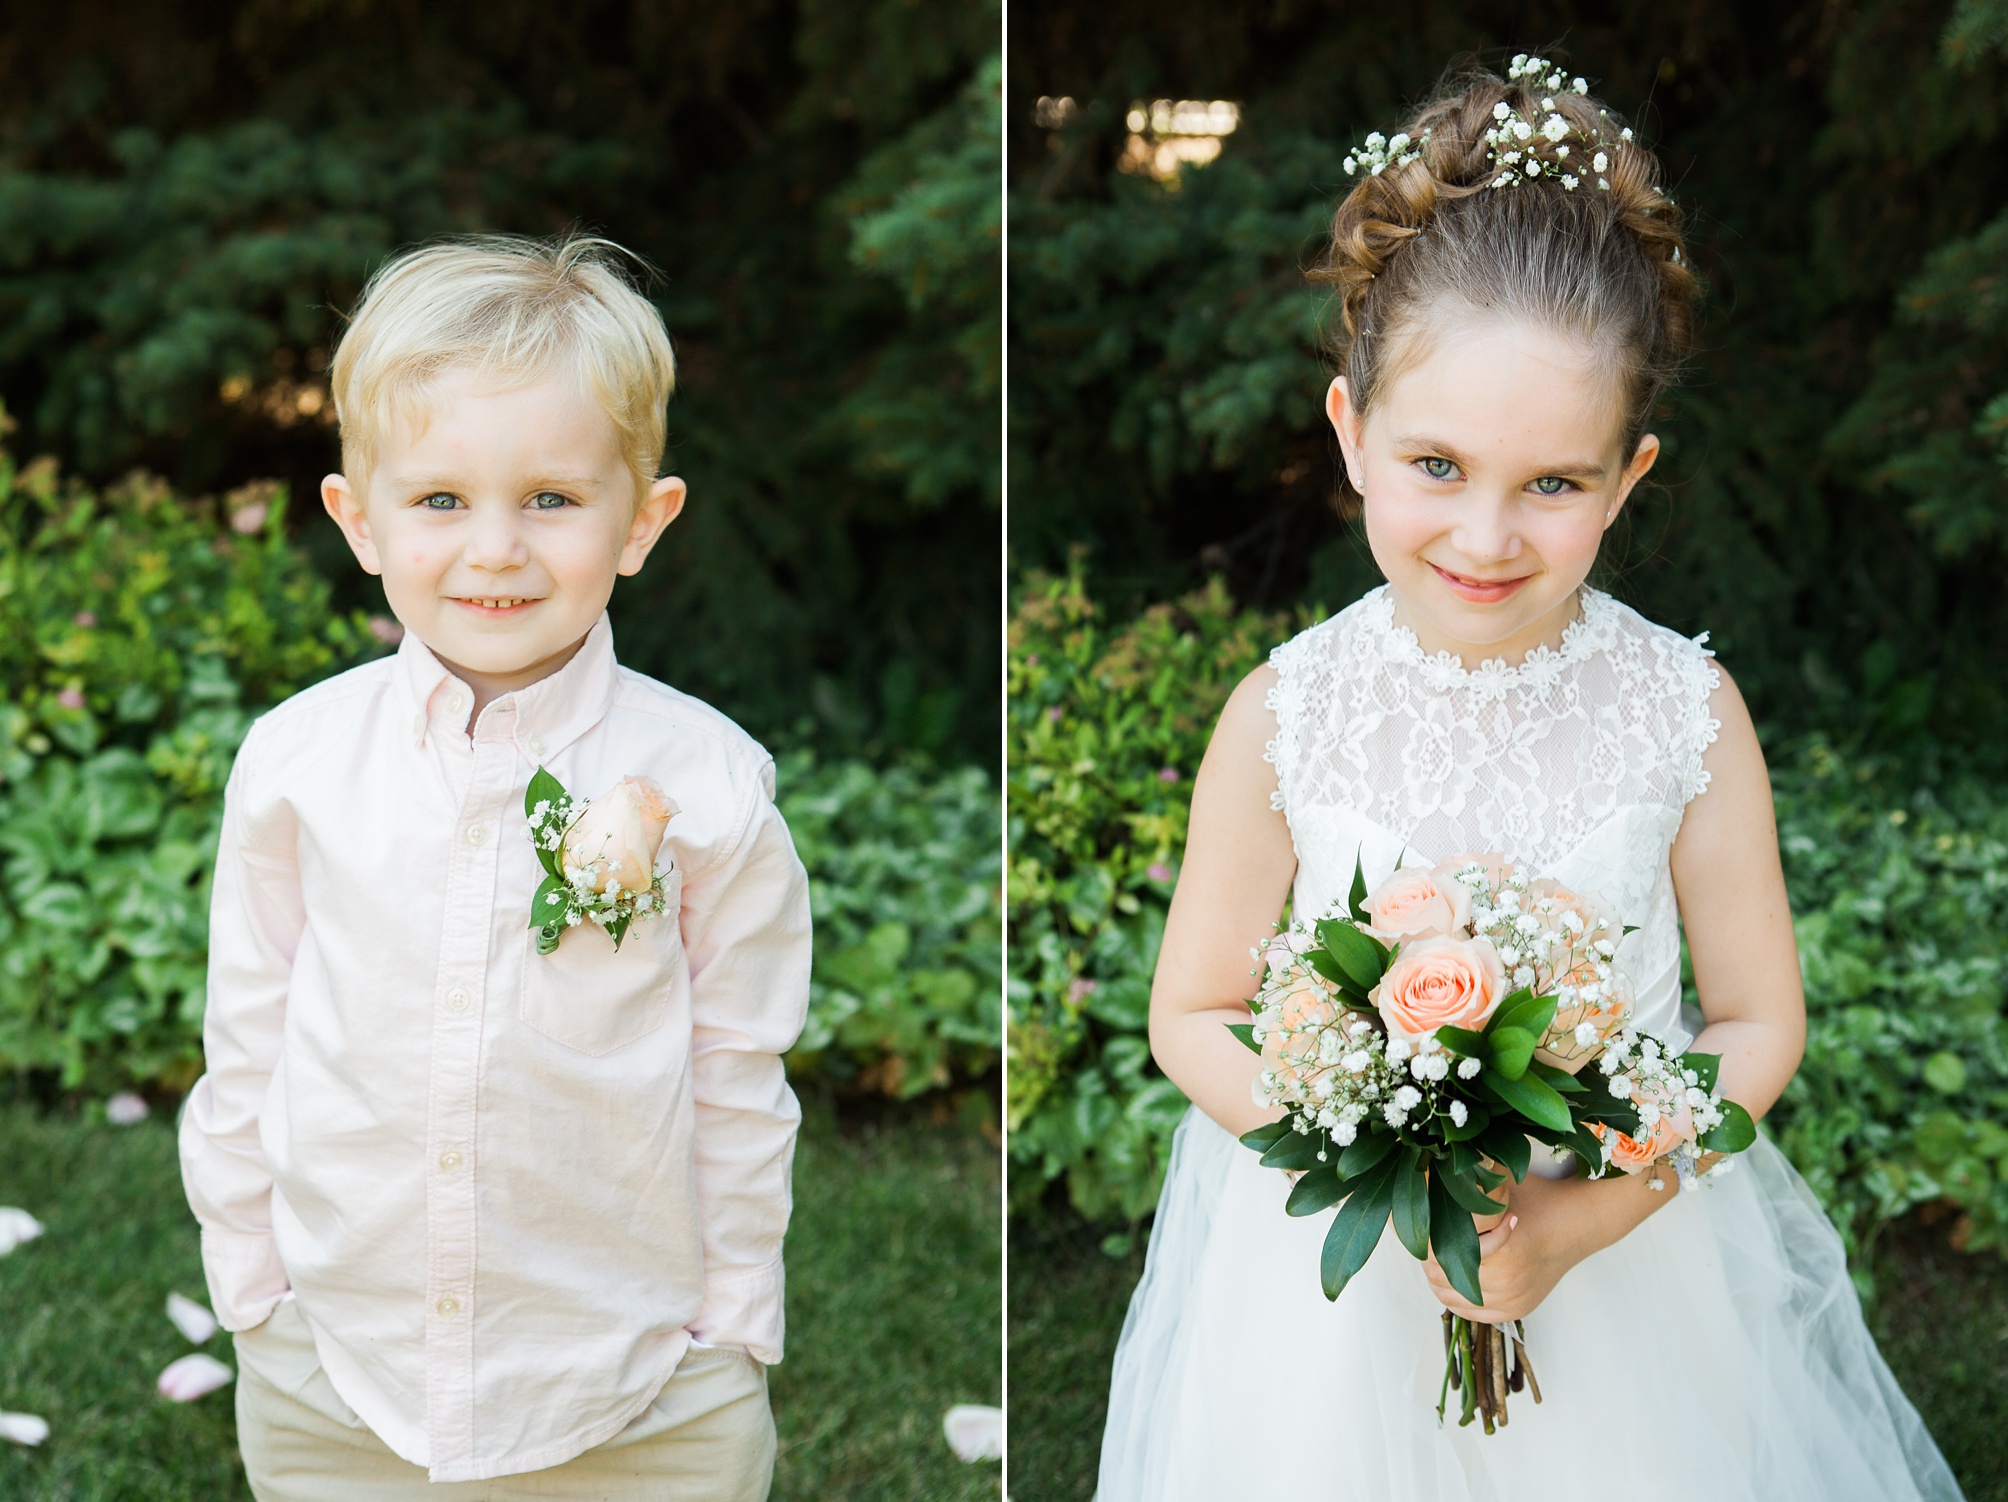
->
[1420, 458, 1458, 481]
[1531, 476, 1570, 496]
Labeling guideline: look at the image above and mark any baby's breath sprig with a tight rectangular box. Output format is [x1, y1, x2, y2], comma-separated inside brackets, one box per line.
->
[1342, 128, 1430, 178]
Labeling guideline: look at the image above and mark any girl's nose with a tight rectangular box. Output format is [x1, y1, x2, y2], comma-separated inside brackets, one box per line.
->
[1449, 494, 1523, 565]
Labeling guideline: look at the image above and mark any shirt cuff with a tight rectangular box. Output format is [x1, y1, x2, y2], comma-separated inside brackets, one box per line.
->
[199, 1225, 292, 1332]
[687, 1255, 784, 1364]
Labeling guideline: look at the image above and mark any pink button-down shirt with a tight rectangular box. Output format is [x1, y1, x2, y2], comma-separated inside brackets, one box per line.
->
[177, 617, 810, 1483]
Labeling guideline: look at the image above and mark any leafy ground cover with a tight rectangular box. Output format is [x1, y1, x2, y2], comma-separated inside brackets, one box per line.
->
[1005, 1207, 2008, 1502]
[0, 1099, 1000, 1502]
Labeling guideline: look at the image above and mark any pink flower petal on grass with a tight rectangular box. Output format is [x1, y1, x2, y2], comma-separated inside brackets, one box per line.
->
[166, 1292, 219, 1344]
[0, 1412, 49, 1446]
[0, 1208, 44, 1255]
[942, 1404, 1002, 1461]
[157, 1353, 233, 1402]
[106, 1092, 150, 1125]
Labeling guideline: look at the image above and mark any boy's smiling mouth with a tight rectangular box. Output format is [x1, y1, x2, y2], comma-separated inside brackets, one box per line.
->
[454, 596, 542, 614]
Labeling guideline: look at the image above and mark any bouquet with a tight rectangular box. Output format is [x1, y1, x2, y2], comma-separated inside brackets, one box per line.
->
[1234, 852, 1757, 1432]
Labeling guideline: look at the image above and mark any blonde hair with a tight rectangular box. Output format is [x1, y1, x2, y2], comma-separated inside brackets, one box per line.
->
[330, 233, 676, 483]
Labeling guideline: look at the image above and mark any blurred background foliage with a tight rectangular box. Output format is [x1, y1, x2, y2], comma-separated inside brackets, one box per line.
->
[0, 0, 1000, 764]
[1010, 0, 2008, 770]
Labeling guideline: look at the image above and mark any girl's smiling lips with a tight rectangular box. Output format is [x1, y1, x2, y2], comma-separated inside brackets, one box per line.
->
[1428, 562, 1532, 604]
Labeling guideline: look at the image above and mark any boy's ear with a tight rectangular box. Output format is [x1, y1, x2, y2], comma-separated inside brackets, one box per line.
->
[322, 474, 383, 575]
[616, 475, 687, 577]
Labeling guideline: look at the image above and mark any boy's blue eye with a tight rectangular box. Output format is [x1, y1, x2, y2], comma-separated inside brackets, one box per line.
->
[1419, 458, 1458, 481]
[419, 493, 460, 510]
[530, 492, 573, 510]
[1530, 476, 1571, 496]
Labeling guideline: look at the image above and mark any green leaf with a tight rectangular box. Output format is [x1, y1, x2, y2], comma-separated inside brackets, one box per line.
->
[1923, 1051, 1968, 1095]
[1338, 1127, 1397, 1178]
[1482, 1065, 1574, 1132]
[1316, 918, 1385, 992]
[1485, 989, 1553, 1042]
[1260, 1130, 1326, 1171]
[1434, 1023, 1488, 1057]
[1701, 1099, 1758, 1154]
[1476, 1125, 1531, 1182]
[528, 875, 568, 932]
[1437, 1166, 1509, 1217]
[1685, 1051, 1722, 1094]
[526, 766, 568, 821]
[1487, 1026, 1536, 1080]
[1529, 1059, 1586, 1093]
[1240, 1120, 1291, 1153]
[1427, 1172, 1485, 1306]
[1320, 1153, 1399, 1300]
[1348, 852, 1370, 924]
[607, 910, 635, 950]
[1227, 1022, 1260, 1054]
[1286, 1163, 1351, 1217]
[1441, 1104, 1491, 1142]
[1390, 1149, 1431, 1259]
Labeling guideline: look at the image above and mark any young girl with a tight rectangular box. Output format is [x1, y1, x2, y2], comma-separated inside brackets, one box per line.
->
[1098, 59, 1964, 1501]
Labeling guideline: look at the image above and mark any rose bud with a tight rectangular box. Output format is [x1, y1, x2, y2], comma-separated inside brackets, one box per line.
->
[562, 777, 679, 895]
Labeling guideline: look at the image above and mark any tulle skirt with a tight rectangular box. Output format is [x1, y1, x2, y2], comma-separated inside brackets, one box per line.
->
[1097, 1109, 1964, 1502]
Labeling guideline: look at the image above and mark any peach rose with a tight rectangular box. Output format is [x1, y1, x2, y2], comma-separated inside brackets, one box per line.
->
[1526, 878, 1618, 946]
[1591, 1096, 1693, 1172]
[563, 776, 680, 895]
[1371, 935, 1505, 1041]
[1362, 867, 1471, 940]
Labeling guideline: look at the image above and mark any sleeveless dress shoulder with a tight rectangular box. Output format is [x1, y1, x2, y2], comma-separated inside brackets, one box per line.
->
[1096, 586, 1963, 1502]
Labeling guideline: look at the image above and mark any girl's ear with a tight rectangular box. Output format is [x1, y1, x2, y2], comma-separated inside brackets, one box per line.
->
[1326, 378, 1367, 496]
[1605, 433, 1663, 527]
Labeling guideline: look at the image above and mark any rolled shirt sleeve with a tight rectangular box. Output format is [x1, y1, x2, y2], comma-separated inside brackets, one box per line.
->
[679, 759, 811, 1363]
[177, 725, 303, 1332]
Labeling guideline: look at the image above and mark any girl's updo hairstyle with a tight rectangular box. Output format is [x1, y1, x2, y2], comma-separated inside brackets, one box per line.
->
[1310, 56, 1697, 495]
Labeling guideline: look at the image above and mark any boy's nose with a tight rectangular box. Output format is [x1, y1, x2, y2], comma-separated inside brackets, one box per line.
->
[461, 509, 533, 570]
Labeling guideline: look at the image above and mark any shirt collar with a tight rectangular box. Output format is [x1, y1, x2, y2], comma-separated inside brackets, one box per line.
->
[394, 614, 620, 765]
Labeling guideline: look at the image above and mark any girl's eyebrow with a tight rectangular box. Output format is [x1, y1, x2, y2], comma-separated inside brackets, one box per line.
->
[1389, 434, 1609, 483]
[390, 472, 608, 493]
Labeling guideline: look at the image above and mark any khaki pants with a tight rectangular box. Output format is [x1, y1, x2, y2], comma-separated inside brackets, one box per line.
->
[234, 1300, 775, 1501]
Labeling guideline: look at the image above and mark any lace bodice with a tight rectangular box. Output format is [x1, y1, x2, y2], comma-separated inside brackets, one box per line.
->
[1265, 585, 1721, 1045]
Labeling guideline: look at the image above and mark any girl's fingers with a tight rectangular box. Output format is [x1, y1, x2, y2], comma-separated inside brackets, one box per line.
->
[1476, 1212, 1519, 1259]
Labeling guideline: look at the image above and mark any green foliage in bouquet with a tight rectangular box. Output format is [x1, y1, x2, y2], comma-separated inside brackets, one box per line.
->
[0, 450, 371, 1094]
[1009, 571, 2008, 1275]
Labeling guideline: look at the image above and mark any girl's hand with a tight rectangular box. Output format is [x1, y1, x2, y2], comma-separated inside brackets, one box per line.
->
[1421, 1172, 1583, 1324]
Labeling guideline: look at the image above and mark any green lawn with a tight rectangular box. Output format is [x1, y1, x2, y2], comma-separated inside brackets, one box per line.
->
[0, 1099, 1000, 1502]
[1008, 1208, 2008, 1502]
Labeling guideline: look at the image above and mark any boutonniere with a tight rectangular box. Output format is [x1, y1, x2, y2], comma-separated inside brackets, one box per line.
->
[525, 767, 680, 954]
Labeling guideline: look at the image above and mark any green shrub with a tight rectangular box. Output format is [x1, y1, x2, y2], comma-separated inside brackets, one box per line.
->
[781, 753, 1000, 1098]
[0, 451, 1000, 1105]
[1008, 571, 2008, 1266]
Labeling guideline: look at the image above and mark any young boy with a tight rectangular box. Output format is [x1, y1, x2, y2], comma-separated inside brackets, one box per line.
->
[178, 235, 810, 1499]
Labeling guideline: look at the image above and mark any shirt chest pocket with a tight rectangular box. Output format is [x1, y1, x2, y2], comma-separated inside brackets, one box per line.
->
[518, 866, 684, 1056]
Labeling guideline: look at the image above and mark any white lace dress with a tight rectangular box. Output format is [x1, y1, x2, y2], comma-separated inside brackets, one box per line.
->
[1096, 586, 1963, 1502]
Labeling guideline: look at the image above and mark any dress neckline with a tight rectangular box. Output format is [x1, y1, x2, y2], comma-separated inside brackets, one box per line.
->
[1367, 584, 1614, 694]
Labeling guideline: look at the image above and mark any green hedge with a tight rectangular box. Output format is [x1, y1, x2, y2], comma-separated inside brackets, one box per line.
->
[1007, 568, 2008, 1265]
[0, 450, 999, 1105]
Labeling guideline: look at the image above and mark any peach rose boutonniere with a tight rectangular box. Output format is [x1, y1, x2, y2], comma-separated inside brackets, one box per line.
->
[525, 767, 680, 954]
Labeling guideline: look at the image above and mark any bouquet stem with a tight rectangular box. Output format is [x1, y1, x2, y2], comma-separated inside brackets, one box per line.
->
[1438, 1315, 1539, 1432]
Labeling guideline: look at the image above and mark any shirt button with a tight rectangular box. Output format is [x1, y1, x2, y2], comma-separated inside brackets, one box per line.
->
[447, 694, 467, 716]
[411, 714, 425, 739]
[437, 1297, 460, 1317]
[467, 825, 487, 846]
[439, 1150, 462, 1171]
[445, 987, 471, 1011]
[528, 735, 547, 756]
